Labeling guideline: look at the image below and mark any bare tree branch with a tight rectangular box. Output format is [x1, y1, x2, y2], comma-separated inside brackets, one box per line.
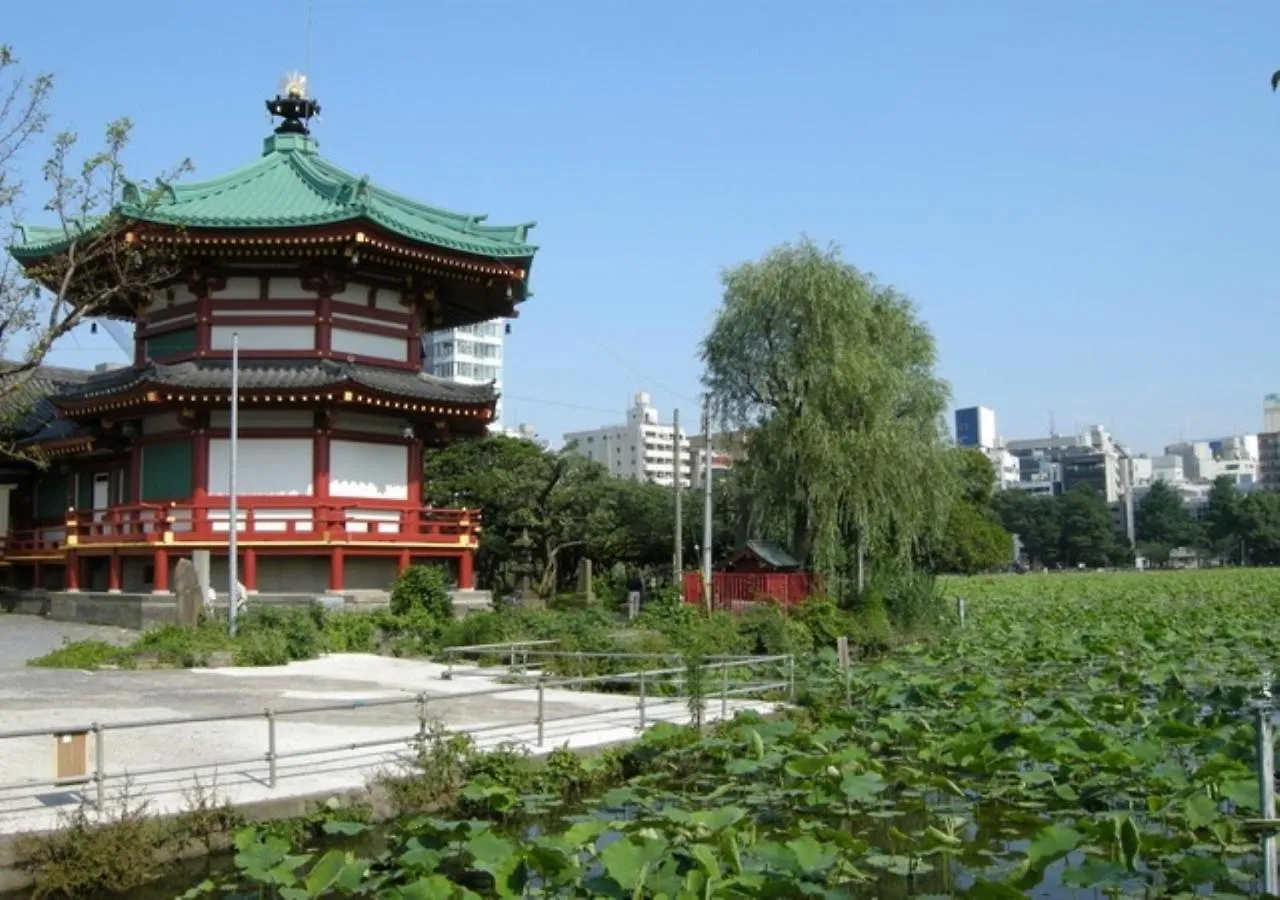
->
[0, 46, 191, 464]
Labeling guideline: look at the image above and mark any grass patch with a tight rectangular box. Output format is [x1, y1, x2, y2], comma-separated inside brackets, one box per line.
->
[28, 640, 129, 670]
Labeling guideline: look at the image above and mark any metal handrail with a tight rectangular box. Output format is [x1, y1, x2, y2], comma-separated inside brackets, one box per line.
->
[0, 654, 794, 811]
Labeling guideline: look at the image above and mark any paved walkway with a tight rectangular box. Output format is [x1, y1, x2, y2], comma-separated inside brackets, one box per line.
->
[0, 614, 133, 670]
[0, 627, 779, 835]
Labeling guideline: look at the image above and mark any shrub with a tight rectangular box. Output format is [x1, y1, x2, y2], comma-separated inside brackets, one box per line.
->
[791, 596, 854, 650]
[735, 604, 813, 656]
[321, 610, 379, 653]
[16, 786, 170, 898]
[390, 565, 453, 620]
[130, 621, 234, 667]
[233, 627, 291, 667]
[237, 606, 326, 662]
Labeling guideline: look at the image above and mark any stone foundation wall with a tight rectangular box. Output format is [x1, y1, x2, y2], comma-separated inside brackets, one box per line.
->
[0, 587, 492, 631]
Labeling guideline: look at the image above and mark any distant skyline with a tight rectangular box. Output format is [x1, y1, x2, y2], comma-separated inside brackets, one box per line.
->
[5, 0, 1279, 456]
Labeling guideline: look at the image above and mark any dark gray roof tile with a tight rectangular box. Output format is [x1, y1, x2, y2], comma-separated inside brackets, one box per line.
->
[63, 360, 495, 406]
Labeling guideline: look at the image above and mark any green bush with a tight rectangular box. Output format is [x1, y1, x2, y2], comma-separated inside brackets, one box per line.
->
[237, 606, 326, 662]
[321, 610, 379, 653]
[131, 621, 235, 667]
[233, 627, 292, 667]
[390, 565, 453, 620]
[791, 596, 854, 650]
[736, 604, 815, 656]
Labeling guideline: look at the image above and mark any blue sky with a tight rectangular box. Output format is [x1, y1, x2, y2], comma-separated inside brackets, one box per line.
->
[6, 0, 1280, 454]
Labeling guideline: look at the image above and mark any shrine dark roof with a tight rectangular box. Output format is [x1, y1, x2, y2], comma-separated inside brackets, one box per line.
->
[59, 360, 496, 406]
[0, 363, 95, 440]
[743, 540, 801, 570]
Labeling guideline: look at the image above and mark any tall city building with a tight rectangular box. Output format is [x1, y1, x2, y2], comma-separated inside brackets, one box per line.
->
[955, 406, 997, 449]
[1005, 425, 1128, 502]
[563, 392, 692, 488]
[1259, 395, 1280, 491]
[422, 321, 506, 427]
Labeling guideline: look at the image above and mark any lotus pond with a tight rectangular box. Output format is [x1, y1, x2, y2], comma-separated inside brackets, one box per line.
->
[191, 569, 1280, 898]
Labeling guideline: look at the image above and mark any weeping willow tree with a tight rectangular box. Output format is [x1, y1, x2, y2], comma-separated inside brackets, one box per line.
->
[701, 239, 957, 597]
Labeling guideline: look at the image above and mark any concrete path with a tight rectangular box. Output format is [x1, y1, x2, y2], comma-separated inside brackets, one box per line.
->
[0, 614, 133, 670]
[0, 631, 780, 836]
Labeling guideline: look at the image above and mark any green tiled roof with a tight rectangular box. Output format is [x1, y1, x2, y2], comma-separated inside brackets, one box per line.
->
[11, 132, 537, 260]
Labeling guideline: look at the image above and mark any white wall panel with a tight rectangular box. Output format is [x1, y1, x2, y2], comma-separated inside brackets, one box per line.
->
[210, 410, 314, 429]
[334, 411, 408, 436]
[209, 438, 313, 495]
[207, 509, 314, 533]
[333, 311, 400, 328]
[211, 325, 314, 350]
[331, 327, 405, 362]
[212, 277, 260, 299]
[346, 508, 401, 535]
[212, 309, 312, 319]
[266, 278, 308, 299]
[332, 283, 368, 305]
[142, 413, 183, 434]
[329, 440, 408, 500]
[373, 289, 403, 311]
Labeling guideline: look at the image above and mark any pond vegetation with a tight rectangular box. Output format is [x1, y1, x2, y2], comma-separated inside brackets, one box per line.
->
[150, 569, 1280, 897]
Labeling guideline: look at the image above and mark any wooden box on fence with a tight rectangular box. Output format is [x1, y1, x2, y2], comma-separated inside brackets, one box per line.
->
[53, 731, 89, 785]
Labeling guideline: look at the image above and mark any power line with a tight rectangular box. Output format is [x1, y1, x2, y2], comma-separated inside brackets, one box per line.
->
[501, 394, 622, 416]
[595, 345, 700, 406]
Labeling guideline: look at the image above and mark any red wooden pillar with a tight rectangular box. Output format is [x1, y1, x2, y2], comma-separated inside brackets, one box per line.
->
[192, 429, 209, 533]
[397, 548, 411, 574]
[152, 547, 170, 593]
[243, 547, 258, 593]
[32, 561, 43, 591]
[458, 550, 474, 590]
[107, 552, 121, 593]
[65, 551, 80, 592]
[329, 547, 345, 592]
[408, 438, 422, 512]
[407, 309, 422, 369]
[129, 442, 142, 504]
[195, 292, 211, 353]
[316, 292, 332, 355]
[314, 427, 330, 500]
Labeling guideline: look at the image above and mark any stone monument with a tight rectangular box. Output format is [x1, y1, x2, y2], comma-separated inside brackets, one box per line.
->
[173, 558, 202, 627]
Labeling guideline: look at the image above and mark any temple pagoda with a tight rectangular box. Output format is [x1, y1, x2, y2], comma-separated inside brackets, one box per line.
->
[0, 80, 536, 612]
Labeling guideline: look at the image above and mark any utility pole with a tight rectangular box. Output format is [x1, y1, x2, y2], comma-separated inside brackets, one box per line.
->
[701, 396, 713, 614]
[673, 407, 682, 596]
[228, 332, 240, 637]
[1121, 455, 1135, 553]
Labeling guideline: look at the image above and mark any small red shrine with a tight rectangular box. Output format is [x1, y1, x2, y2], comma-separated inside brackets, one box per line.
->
[0, 81, 536, 603]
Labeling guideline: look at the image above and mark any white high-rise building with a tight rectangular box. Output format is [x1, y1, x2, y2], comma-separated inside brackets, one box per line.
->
[422, 321, 505, 428]
[563, 392, 693, 488]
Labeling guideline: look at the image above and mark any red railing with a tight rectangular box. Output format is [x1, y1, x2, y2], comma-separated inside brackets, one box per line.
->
[5, 527, 67, 556]
[682, 571, 814, 612]
[5, 501, 479, 553]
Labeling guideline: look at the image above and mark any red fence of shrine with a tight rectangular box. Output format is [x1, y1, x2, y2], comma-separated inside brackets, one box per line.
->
[5, 501, 479, 555]
[681, 571, 814, 612]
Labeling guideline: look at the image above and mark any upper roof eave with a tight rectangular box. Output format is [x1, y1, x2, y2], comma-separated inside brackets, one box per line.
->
[10, 131, 539, 266]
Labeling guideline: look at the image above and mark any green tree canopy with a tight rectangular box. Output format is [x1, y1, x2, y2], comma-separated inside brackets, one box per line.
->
[1136, 480, 1201, 560]
[1201, 476, 1243, 561]
[1237, 490, 1280, 566]
[930, 500, 1014, 575]
[700, 238, 955, 594]
[423, 436, 743, 596]
[1057, 486, 1120, 568]
[991, 489, 1060, 567]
